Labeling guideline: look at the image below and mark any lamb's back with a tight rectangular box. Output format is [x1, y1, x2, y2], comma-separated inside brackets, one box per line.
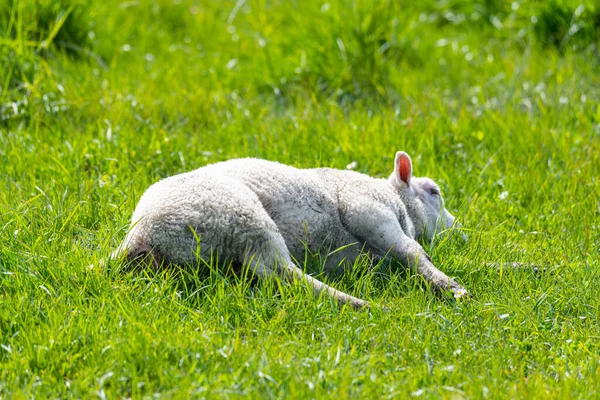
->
[201, 159, 344, 254]
[201, 158, 330, 207]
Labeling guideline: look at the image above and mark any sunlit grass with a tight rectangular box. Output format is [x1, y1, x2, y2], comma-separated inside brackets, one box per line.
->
[1, 0, 600, 398]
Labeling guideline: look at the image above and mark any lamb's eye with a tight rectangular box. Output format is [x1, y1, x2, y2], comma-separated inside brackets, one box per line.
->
[429, 188, 440, 196]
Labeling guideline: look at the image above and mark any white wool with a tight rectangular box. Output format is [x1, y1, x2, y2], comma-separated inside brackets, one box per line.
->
[115, 154, 467, 308]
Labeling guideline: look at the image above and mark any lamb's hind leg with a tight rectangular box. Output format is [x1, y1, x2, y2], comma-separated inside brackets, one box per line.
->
[245, 232, 369, 310]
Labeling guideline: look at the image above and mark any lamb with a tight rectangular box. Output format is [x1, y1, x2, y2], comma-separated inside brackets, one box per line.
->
[111, 151, 467, 309]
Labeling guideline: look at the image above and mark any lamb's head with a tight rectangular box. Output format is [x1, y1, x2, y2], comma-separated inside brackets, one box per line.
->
[388, 151, 466, 242]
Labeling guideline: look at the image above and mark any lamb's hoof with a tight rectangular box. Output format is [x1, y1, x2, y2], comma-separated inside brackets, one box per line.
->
[452, 287, 469, 299]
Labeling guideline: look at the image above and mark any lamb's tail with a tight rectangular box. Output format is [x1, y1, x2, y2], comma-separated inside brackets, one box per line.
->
[117, 243, 163, 271]
[91, 230, 163, 272]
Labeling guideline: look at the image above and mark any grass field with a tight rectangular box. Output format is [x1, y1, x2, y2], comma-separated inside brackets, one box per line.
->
[1, 0, 600, 398]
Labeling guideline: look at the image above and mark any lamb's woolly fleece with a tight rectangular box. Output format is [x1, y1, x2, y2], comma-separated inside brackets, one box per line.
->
[114, 157, 467, 307]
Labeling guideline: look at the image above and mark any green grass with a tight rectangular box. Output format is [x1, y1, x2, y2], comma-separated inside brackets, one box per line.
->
[1, 0, 600, 398]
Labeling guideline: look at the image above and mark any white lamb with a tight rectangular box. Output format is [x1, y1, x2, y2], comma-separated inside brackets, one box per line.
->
[112, 151, 467, 309]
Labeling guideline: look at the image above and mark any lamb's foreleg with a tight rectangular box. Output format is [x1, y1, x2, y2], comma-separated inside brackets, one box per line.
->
[351, 216, 467, 298]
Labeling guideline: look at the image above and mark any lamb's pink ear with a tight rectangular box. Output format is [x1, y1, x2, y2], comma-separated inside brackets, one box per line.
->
[393, 151, 412, 188]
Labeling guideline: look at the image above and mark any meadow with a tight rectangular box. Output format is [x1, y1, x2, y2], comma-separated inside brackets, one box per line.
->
[1, 0, 600, 398]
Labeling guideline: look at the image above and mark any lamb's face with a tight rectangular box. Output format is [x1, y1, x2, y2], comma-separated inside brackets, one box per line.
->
[388, 151, 465, 242]
[411, 177, 459, 241]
